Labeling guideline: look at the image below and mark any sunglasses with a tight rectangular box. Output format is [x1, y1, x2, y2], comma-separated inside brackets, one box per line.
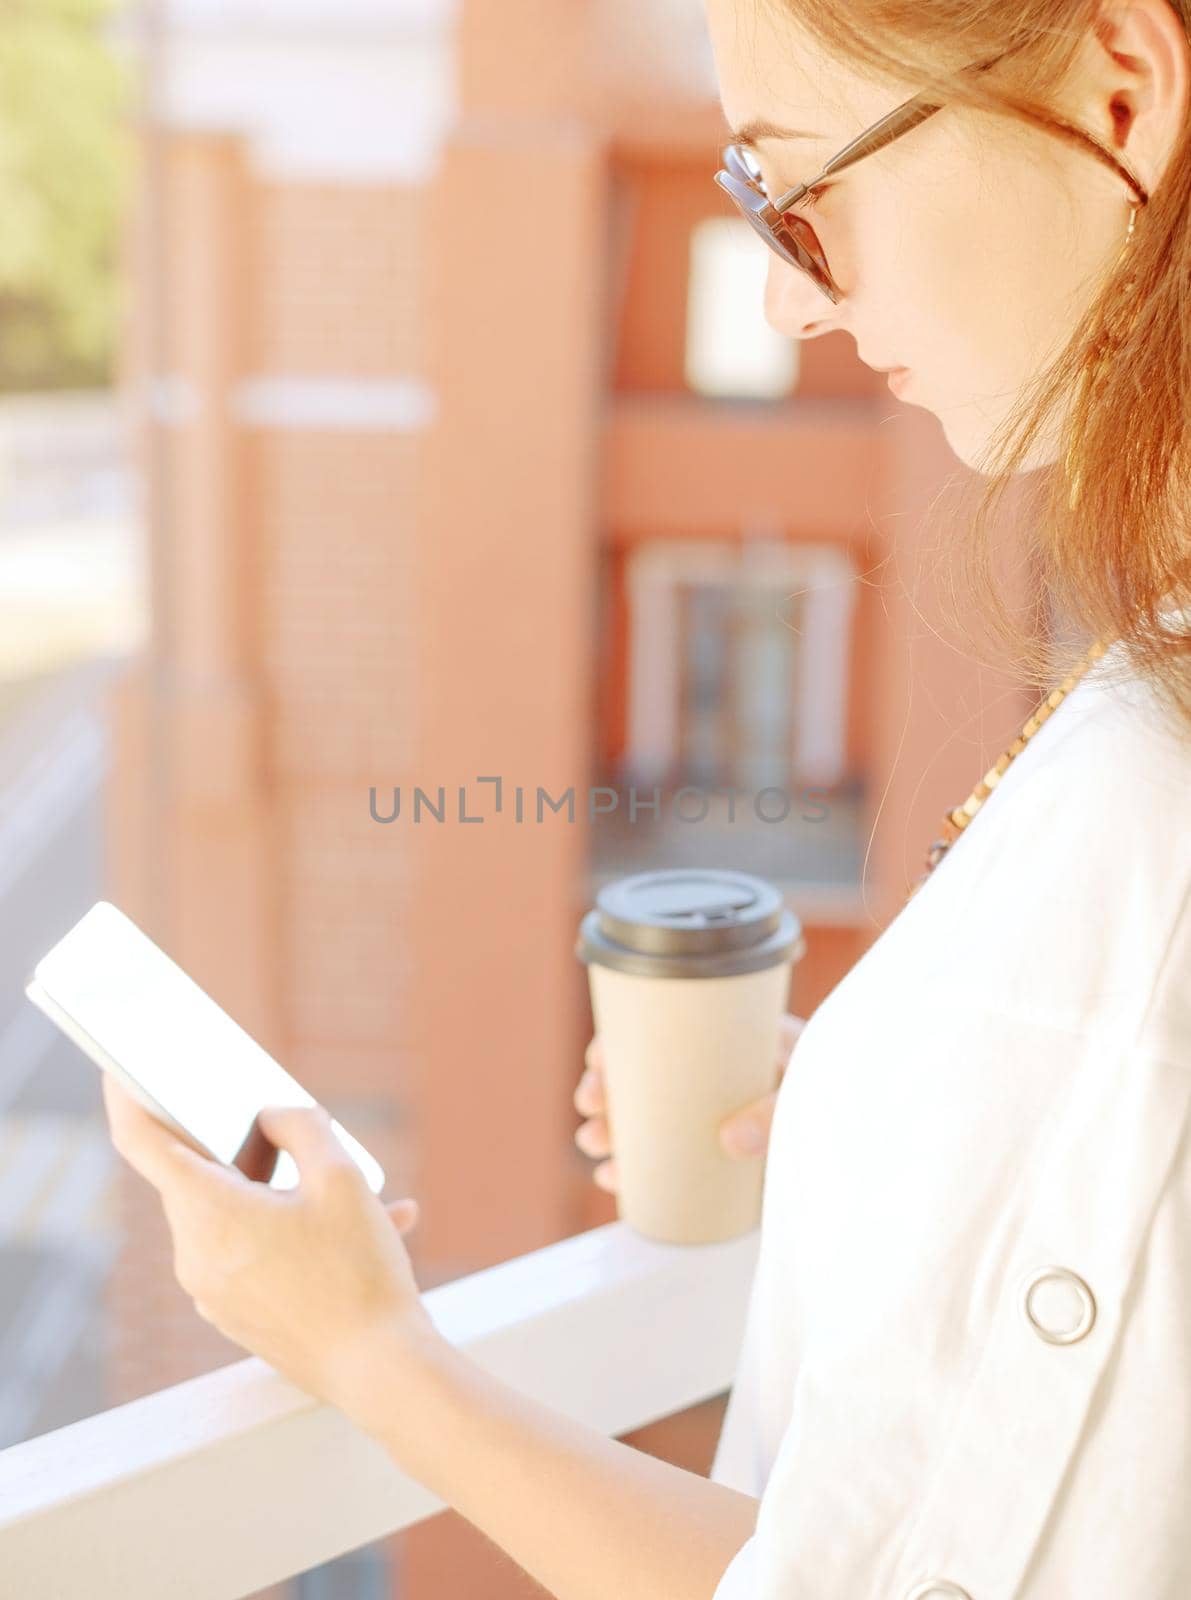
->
[714, 52, 1150, 304]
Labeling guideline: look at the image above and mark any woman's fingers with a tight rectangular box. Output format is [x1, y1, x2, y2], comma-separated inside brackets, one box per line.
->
[575, 1014, 808, 1181]
[574, 1041, 613, 1190]
[718, 1013, 807, 1158]
[573, 1039, 605, 1117]
[574, 1113, 611, 1159]
[777, 1011, 807, 1059]
[573, 1071, 602, 1117]
[592, 1157, 618, 1193]
[576, 1041, 613, 1190]
[719, 1089, 779, 1158]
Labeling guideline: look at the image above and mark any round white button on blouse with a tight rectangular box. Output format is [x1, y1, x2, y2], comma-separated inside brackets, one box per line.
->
[904, 1581, 973, 1600]
[1020, 1264, 1097, 1345]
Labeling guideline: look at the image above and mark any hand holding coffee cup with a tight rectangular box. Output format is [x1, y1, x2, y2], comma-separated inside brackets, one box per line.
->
[574, 1011, 807, 1189]
[575, 869, 806, 1245]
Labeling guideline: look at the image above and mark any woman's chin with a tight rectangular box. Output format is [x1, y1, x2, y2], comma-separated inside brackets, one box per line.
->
[934, 388, 1066, 478]
[929, 409, 996, 474]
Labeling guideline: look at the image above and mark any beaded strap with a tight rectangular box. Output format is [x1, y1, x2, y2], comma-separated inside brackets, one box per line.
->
[905, 636, 1111, 902]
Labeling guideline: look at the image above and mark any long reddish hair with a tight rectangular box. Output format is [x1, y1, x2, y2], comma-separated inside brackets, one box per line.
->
[772, 0, 1191, 733]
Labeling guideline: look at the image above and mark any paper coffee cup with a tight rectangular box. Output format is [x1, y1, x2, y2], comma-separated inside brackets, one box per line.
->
[575, 868, 805, 1245]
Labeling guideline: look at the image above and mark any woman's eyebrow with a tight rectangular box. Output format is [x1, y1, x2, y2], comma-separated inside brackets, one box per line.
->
[728, 117, 820, 147]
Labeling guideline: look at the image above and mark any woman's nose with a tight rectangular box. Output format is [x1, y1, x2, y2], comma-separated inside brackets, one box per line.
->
[763, 254, 839, 340]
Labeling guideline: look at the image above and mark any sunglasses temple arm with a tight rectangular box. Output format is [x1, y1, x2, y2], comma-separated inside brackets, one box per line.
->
[772, 97, 944, 214]
[819, 97, 944, 181]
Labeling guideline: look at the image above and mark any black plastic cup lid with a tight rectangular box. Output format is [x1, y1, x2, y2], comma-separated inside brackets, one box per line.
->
[575, 868, 805, 979]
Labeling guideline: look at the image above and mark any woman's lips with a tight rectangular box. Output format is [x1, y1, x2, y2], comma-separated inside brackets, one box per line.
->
[886, 367, 911, 396]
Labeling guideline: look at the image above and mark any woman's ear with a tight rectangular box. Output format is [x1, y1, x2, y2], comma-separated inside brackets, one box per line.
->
[1087, 0, 1191, 190]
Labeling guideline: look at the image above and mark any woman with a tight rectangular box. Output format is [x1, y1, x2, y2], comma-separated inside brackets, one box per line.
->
[104, 1, 1191, 1596]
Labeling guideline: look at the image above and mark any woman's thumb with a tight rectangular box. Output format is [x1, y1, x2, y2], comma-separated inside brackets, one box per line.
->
[256, 1102, 347, 1175]
[719, 1092, 778, 1158]
[386, 1196, 420, 1234]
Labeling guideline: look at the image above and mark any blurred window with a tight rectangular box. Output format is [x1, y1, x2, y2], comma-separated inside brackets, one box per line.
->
[684, 218, 799, 399]
[625, 538, 856, 793]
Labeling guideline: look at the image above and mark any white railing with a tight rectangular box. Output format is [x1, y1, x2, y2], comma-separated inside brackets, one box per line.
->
[0, 1219, 759, 1598]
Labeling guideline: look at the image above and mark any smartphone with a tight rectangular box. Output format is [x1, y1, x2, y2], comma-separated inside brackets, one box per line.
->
[25, 900, 385, 1194]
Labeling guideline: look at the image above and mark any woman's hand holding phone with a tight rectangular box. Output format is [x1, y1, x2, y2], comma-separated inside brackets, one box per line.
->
[100, 1072, 440, 1435]
[573, 1011, 807, 1191]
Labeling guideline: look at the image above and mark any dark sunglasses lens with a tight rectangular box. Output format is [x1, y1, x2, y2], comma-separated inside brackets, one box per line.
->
[715, 162, 837, 300]
[740, 207, 834, 299]
[773, 215, 835, 299]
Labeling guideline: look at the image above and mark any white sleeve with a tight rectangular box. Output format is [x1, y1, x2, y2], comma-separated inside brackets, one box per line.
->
[707, 1230, 771, 1597]
[702, 888, 1191, 1597]
[707, 1242, 769, 1496]
[711, 1533, 760, 1600]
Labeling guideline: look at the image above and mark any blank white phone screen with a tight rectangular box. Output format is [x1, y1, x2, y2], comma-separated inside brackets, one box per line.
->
[27, 901, 384, 1193]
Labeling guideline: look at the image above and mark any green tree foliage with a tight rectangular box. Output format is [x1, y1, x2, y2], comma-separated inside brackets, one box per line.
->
[0, 0, 130, 390]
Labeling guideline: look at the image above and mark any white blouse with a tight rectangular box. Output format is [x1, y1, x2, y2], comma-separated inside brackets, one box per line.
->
[708, 621, 1191, 1600]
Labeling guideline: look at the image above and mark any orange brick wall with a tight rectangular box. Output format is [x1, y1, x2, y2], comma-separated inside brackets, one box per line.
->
[247, 184, 428, 378]
[107, 138, 432, 1397]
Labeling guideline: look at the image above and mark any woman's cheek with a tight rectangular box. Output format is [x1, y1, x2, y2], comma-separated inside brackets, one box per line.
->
[762, 256, 798, 335]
